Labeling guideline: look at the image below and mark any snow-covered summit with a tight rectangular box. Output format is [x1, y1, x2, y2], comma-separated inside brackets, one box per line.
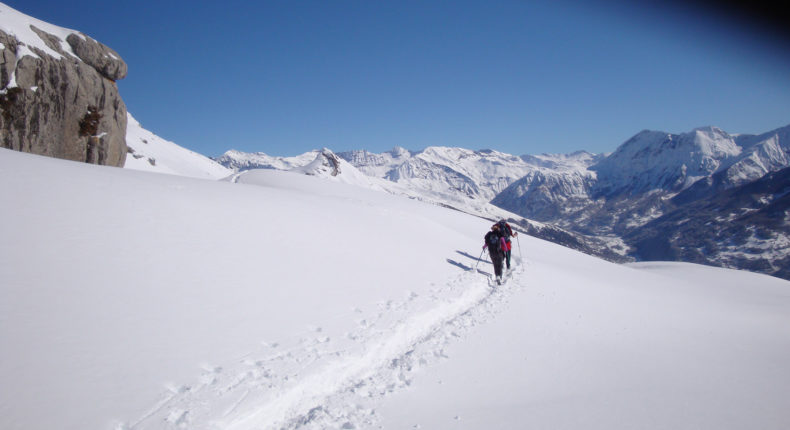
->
[726, 124, 790, 184]
[590, 126, 743, 196]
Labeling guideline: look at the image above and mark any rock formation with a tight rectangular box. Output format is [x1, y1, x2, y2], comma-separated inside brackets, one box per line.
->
[1, 5, 128, 166]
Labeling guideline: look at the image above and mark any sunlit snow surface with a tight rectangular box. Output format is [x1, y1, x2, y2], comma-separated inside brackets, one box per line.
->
[1, 148, 789, 430]
[124, 113, 233, 180]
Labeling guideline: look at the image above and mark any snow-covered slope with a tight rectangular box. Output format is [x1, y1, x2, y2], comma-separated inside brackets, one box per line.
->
[124, 113, 232, 180]
[378, 261, 790, 429]
[2, 147, 789, 430]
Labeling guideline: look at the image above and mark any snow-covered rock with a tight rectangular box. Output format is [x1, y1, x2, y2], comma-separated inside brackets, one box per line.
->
[0, 2, 128, 166]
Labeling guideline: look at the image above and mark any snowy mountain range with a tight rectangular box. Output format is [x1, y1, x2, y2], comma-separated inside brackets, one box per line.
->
[494, 124, 790, 279]
[215, 145, 626, 262]
[215, 123, 790, 280]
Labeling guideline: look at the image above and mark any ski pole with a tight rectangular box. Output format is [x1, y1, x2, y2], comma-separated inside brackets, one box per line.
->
[475, 248, 485, 270]
[517, 234, 523, 261]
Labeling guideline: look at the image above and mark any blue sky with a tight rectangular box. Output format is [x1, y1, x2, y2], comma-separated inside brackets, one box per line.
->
[9, 0, 790, 157]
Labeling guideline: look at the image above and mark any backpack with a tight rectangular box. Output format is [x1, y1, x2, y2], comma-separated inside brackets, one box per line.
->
[485, 231, 500, 248]
[497, 221, 512, 241]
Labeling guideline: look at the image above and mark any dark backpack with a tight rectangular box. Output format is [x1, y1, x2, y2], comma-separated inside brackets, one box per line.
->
[497, 221, 511, 241]
[485, 231, 500, 248]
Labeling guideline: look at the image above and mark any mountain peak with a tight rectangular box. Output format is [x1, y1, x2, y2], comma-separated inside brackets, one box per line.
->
[390, 146, 411, 157]
[692, 125, 724, 133]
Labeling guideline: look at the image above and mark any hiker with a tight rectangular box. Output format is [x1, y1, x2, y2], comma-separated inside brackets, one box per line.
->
[483, 224, 507, 284]
[495, 219, 517, 269]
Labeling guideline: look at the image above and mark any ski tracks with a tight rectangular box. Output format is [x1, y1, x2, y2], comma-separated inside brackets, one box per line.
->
[119, 258, 526, 430]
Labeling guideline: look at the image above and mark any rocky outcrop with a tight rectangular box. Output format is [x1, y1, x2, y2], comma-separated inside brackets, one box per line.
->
[0, 16, 128, 166]
[300, 148, 342, 177]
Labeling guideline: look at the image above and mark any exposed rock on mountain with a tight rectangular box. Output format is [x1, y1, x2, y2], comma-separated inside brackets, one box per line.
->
[626, 166, 790, 280]
[297, 148, 342, 177]
[0, 4, 128, 166]
[492, 124, 790, 279]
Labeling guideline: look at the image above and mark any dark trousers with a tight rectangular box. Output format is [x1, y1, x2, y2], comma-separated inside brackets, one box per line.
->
[488, 249, 504, 277]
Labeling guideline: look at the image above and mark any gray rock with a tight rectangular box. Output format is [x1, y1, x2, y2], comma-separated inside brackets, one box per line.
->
[66, 33, 127, 81]
[0, 25, 128, 167]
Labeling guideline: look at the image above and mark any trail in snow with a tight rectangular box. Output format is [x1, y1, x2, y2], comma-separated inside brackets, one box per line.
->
[121, 254, 527, 430]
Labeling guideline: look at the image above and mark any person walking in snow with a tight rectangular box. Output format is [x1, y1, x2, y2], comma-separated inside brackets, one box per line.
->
[494, 219, 517, 270]
[484, 224, 507, 284]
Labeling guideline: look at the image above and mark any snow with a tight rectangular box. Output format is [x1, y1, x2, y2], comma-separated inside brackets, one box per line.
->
[0, 2, 80, 61]
[124, 113, 232, 180]
[222, 146, 528, 223]
[379, 261, 790, 429]
[216, 149, 319, 172]
[590, 127, 744, 195]
[2, 147, 790, 430]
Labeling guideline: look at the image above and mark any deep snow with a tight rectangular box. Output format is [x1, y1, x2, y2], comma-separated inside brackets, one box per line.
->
[1, 148, 789, 430]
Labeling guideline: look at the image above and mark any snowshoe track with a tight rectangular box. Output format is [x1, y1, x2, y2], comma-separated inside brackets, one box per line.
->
[121, 258, 526, 430]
